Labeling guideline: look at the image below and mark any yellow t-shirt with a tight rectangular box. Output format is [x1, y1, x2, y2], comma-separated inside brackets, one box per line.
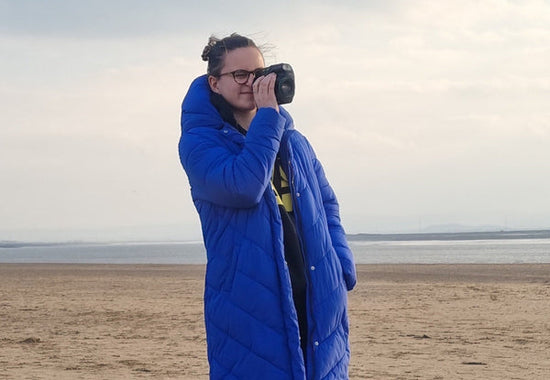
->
[272, 163, 293, 212]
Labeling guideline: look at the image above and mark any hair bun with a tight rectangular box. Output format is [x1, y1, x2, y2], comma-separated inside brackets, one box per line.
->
[201, 36, 220, 62]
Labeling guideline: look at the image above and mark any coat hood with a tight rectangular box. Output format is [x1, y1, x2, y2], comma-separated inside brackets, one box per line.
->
[180, 75, 223, 133]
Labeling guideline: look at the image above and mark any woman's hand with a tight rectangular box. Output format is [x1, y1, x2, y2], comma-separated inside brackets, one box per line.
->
[253, 73, 279, 112]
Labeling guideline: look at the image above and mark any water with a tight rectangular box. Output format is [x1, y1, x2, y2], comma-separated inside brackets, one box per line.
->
[0, 242, 206, 264]
[350, 239, 550, 264]
[1, 238, 550, 264]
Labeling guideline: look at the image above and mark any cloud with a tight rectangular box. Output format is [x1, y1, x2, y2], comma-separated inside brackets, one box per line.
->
[0, 1, 202, 38]
[2, 0, 550, 239]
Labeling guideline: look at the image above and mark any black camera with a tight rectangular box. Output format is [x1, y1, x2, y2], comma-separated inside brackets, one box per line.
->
[254, 63, 295, 105]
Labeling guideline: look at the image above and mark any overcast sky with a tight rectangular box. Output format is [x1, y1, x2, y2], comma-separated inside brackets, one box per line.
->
[1, 0, 549, 241]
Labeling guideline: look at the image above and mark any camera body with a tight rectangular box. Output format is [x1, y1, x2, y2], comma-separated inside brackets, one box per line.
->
[254, 63, 295, 105]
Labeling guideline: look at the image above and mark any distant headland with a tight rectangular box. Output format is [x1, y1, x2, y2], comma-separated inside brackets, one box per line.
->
[347, 229, 550, 242]
[3, 229, 550, 249]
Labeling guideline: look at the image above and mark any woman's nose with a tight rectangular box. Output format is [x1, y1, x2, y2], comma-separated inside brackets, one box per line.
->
[245, 72, 255, 85]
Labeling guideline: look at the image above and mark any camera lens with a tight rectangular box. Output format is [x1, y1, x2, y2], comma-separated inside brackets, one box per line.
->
[254, 63, 294, 104]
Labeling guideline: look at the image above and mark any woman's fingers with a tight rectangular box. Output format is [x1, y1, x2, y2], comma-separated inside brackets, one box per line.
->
[253, 73, 278, 111]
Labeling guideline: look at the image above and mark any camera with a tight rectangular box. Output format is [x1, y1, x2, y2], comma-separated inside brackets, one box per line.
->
[254, 63, 295, 105]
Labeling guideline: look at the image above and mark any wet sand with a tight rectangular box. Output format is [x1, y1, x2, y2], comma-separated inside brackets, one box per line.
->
[1, 263, 549, 379]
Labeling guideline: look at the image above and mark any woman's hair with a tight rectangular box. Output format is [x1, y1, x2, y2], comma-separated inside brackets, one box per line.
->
[202, 33, 261, 76]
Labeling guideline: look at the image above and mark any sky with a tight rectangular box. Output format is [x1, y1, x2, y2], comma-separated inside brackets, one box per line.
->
[1, 0, 549, 241]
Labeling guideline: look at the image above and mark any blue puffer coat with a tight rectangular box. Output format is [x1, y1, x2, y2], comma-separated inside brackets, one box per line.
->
[179, 75, 356, 380]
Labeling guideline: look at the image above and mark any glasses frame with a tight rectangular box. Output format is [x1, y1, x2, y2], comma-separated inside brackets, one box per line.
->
[217, 68, 263, 85]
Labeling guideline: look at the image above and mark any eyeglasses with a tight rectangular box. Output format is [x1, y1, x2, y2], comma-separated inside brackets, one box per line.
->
[218, 69, 262, 84]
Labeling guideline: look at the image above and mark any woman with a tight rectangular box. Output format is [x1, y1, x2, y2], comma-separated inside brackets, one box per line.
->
[179, 33, 356, 380]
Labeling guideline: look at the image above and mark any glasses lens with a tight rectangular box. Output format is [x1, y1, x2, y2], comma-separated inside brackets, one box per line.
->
[233, 70, 251, 84]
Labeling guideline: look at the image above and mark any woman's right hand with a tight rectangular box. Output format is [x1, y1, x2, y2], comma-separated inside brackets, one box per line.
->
[253, 73, 279, 112]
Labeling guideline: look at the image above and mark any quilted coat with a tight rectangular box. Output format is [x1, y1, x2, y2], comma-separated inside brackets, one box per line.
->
[179, 75, 356, 379]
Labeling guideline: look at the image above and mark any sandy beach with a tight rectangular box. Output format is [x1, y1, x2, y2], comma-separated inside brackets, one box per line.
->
[1, 263, 549, 379]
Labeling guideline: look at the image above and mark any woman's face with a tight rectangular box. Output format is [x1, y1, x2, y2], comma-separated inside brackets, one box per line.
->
[208, 47, 264, 113]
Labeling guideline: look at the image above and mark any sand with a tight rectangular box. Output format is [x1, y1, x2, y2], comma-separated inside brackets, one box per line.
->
[1, 263, 549, 379]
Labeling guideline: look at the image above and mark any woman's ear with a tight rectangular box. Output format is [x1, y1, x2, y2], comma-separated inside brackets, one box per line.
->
[208, 75, 221, 94]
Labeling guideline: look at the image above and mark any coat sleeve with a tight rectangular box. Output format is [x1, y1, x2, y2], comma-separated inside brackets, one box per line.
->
[311, 144, 357, 291]
[179, 108, 285, 208]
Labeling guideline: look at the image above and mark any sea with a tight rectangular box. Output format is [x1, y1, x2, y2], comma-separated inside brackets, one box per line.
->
[2, 230, 550, 265]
